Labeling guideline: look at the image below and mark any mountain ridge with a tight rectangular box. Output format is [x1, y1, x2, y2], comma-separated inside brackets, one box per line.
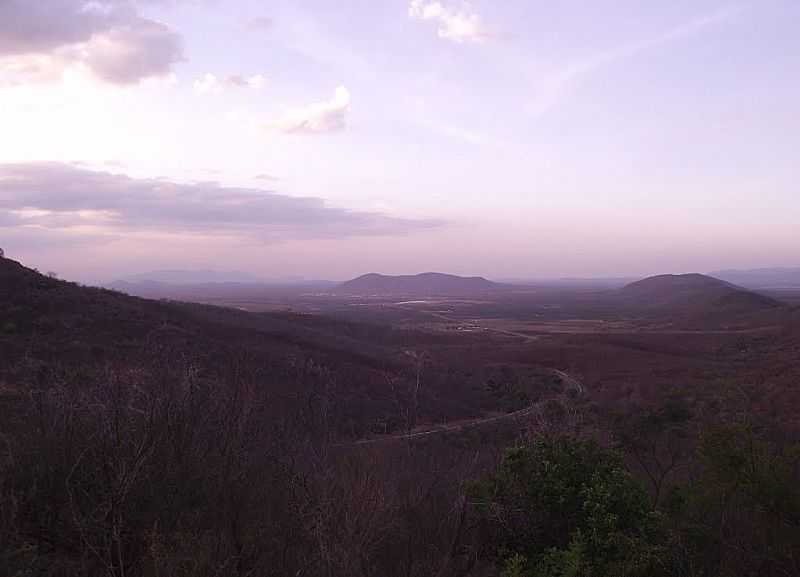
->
[336, 272, 502, 295]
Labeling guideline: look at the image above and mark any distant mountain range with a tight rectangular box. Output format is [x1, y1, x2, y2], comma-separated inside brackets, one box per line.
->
[335, 272, 502, 295]
[115, 270, 264, 285]
[710, 268, 800, 289]
[107, 267, 800, 302]
[109, 270, 338, 299]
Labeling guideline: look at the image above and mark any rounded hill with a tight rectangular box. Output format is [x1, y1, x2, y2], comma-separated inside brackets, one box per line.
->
[616, 273, 783, 327]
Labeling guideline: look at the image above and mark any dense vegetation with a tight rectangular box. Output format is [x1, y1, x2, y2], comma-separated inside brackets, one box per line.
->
[469, 437, 668, 576]
[1, 258, 799, 576]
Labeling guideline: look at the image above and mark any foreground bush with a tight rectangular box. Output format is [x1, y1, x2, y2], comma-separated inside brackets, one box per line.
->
[469, 436, 668, 577]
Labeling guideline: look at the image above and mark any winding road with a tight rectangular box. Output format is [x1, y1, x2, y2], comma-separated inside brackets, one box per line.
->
[337, 369, 585, 447]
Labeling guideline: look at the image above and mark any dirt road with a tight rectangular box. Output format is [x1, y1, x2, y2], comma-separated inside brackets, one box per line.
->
[337, 369, 585, 447]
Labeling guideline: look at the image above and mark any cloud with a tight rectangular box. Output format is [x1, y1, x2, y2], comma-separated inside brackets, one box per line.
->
[193, 73, 266, 94]
[227, 74, 266, 89]
[268, 86, 351, 135]
[81, 19, 183, 83]
[529, 4, 744, 118]
[0, 162, 438, 242]
[0, 0, 183, 84]
[409, 1, 485, 43]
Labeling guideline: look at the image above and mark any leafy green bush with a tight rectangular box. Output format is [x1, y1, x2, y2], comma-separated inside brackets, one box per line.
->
[469, 436, 668, 576]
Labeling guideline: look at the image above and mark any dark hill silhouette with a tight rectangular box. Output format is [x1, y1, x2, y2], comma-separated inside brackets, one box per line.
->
[0, 257, 519, 440]
[0, 257, 403, 372]
[617, 273, 783, 328]
[336, 272, 501, 295]
[621, 274, 735, 305]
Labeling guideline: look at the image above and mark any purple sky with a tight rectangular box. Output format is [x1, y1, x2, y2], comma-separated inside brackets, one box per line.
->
[0, 0, 798, 282]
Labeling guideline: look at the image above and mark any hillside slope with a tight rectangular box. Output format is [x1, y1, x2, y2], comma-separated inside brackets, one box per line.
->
[616, 273, 783, 328]
[0, 257, 420, 433]
[0, 257, 519, 438]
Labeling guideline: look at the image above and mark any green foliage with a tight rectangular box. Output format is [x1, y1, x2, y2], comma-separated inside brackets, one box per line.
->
[470, 436, 668, 577]
[535, 533, 585, 577]
[502, 553, 529, 577]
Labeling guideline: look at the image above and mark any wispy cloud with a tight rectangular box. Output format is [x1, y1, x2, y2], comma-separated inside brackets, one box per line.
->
[267, 86, 351, 135]
[0, 162, 440, 243]
[193, 73, 266, 94]
[415, 115, 487, 146]
[530, 4, 745, 117]
[409, 1, 486, 43]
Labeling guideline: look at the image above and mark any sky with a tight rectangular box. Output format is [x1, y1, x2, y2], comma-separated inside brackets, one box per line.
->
[0, 0, 798, 283]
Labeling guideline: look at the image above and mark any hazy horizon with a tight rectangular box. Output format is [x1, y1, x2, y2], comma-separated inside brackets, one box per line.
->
[1, 0, 798, 283]
[7, 263, 798, 288]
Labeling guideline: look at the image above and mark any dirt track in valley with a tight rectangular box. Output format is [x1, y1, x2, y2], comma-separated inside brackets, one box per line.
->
[338, 369, 584, 447]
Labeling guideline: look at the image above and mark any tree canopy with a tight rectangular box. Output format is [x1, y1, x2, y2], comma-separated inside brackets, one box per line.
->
[469, 436, 668, 577]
